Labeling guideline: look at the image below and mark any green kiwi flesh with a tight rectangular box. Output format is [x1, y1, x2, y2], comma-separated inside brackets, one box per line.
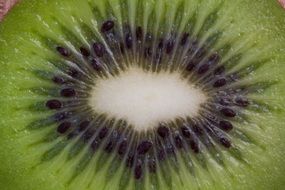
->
[1, 0, 285, 190]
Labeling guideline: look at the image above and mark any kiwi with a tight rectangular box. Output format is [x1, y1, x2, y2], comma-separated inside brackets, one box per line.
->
[1, 0, 285, 190]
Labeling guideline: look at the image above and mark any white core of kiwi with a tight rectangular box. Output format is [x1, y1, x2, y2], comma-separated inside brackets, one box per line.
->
[89, 67, 207, 131]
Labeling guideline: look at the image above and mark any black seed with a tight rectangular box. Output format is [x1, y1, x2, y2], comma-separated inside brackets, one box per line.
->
[197, 53, 219, 74]
[148, 158, 156, 173]
[46, 99, 62, 109]
[56, 46, 69, 57]
[80, 47, 90, 57]
[104, 140, 115, 153]
[220, 137, 231, 148]
[144, 47, 152, 57]
[90, 59, 102, 71]
[213, 78, 227, 88]
[190, 141, 199, 153]
[57, 122, 71, 134]
[126, 155, 135, 168]
[181, 126, 191, 138]
[99, 127, 109, 139]
[186, 61, 196, 71]
[119, 43, 125, 54]
[198, 64, 210, 75]
[220, 108, 236, 117]
[174, 135, 183, 149]
[235, 97, 249, 107]
[137, 141, 152, 155]
[61, 88, 76, 97]
[166, 40, 174, 54]
[125, 33, 133, 49]
[192, 125, 203, 136]
[52, 76, 65, 84]
[118, 139, 128, 155]
[101, 20, 114, 32]
[219, 120, 233, 131]
[136, 27, 143, 40]
[67, 69, 80, 78]
[134, 163, 143, 180]
[158, 38, 164, 49]
[104, 131, 120, 151]
[214, 66, 225, 75]
[157, 125, 169, 138]
[93, 42, 105, 57]
[181, 33, 189, 45]
[79, 121, 90, 131]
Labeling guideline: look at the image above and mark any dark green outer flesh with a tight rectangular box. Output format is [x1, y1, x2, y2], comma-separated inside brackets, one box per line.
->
[0, 0, 285, 190]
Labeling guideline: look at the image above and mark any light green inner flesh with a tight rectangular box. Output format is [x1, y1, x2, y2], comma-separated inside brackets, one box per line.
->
[0, 0, 285, 190]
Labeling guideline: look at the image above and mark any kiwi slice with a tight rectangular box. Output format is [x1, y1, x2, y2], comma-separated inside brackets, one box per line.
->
[1, 0, 285, 190]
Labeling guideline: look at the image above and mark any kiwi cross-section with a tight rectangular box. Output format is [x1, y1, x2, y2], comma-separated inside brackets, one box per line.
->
[1, 0, 285, 190]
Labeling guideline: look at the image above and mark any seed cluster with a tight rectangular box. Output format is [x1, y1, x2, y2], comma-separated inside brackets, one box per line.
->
[32, 19, 256, 180]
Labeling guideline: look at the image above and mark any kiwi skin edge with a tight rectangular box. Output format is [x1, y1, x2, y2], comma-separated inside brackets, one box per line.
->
[1, 0, 285, 190]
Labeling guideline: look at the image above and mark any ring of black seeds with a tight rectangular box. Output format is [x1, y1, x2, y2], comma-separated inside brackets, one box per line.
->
[30, 19, 266, 181]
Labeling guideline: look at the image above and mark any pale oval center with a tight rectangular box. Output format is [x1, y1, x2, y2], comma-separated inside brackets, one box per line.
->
[89, 67, 207, 131]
